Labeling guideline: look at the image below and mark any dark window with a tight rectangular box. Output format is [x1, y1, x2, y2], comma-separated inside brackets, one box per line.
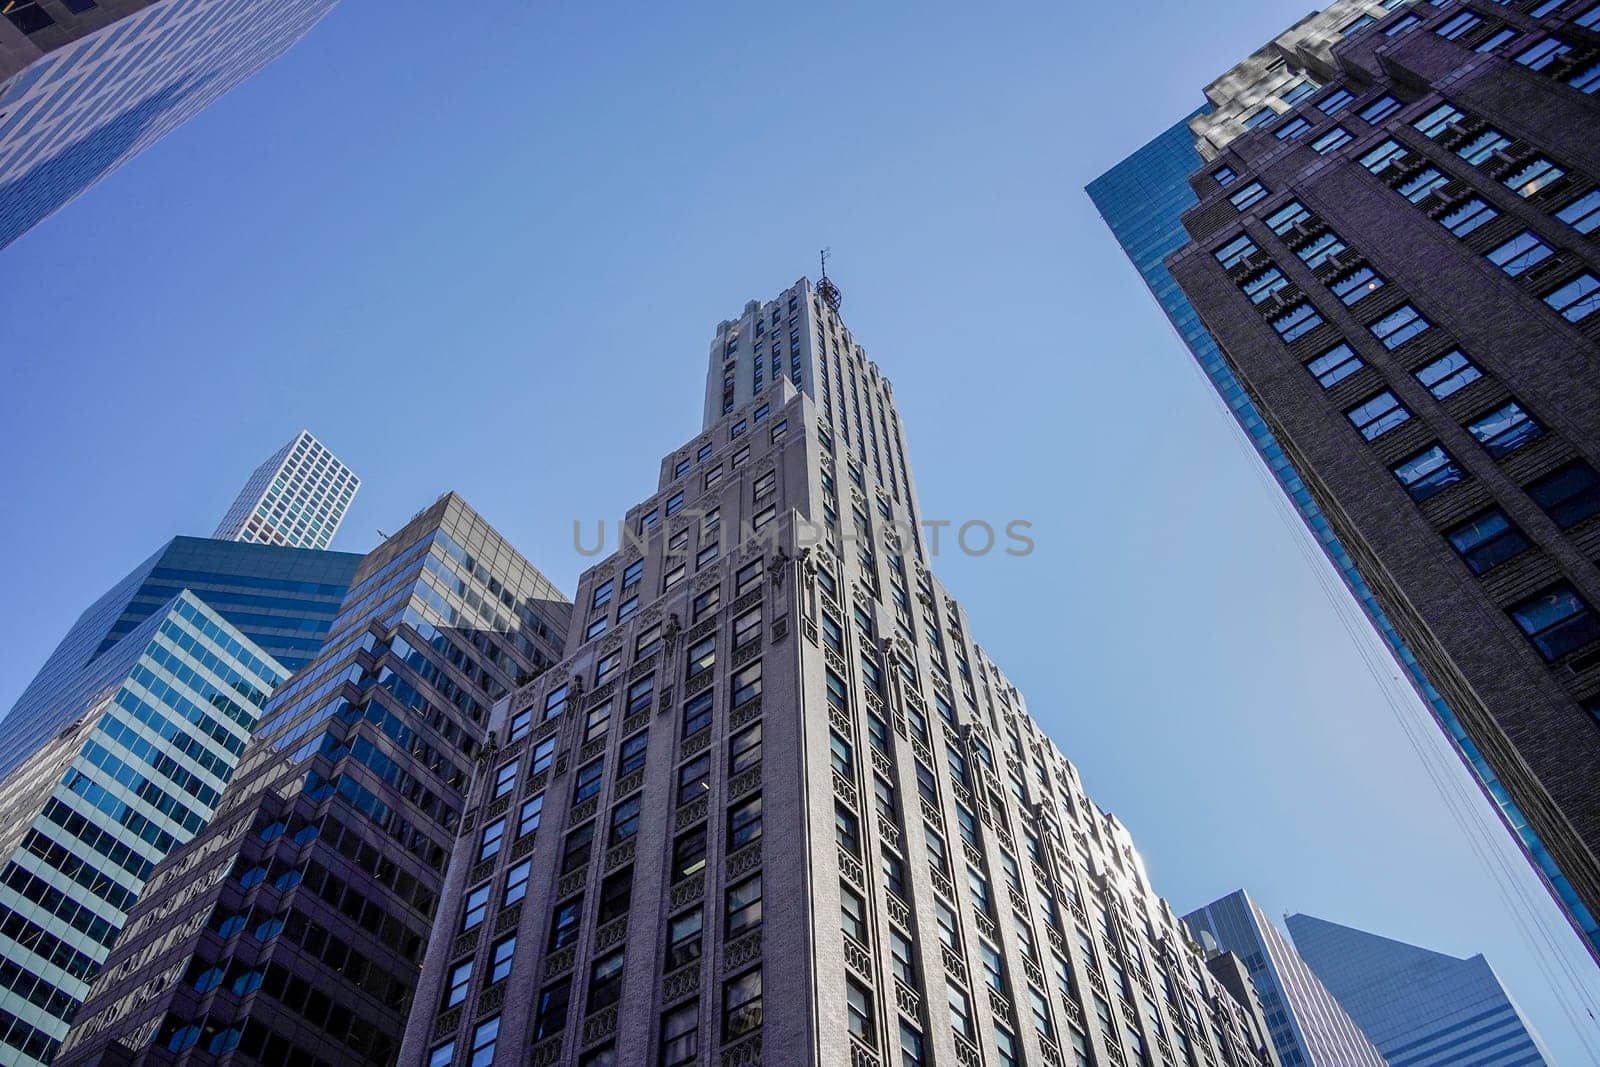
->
[682, 691, 713, 739]
[846, 979, 876, 1044]
[1527, 462, 1600, 528]
[627, 675, 654, 716]
[728, 795, 762, 849]
[535, 980, 570, 1040]
[1272, 302, 1324, 342]
[686, 636, 715, 681]
[1306, 344, 1363, 387]
[1415, 351, 1482, 399]
[667, 908, 703, 970]
[1441, 198, 1498, 237]
[1392, 445, 1464, 501]
[1545, 273, 1600, 322]
[609, 795, 641, 844]
[730, 722, 762, 774]
[1370, 305, 1429, 349]
[723, 969, 763, 1040]
[726, 874, 763, 936]
[731, 662, 762, 709]
[548, 898, 582, 950]
[561, 822, 594, 875]
[1556, 189, 1600, 233]
[835, 803, 861, 856]
[598, 869, 632, 924]
[619, 730, 649, 775]
[1487, 231, 1554, 276]
[673, 826, 707, 881]
[1437, 10, 1482, 39]
[678, 753, 710, 805]
[573, 759, 605, 803]
[1345, 391, 1411, 440]
[1332, 266, 1383, 304]
[1467, 401, 1542, 458]
[1509, 585, 1600, 661]
[1445, 509, 1532, 573]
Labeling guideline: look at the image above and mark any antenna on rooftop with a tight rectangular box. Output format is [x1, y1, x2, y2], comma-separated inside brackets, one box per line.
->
[816, 247, 842, 312]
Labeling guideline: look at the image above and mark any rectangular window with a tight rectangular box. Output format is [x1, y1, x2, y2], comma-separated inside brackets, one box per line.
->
[1276, 116, 1312, 141]
[518, 793, 544, 838]
[1229, 181, 1269, 210]
[598, 868, 632, 924]
[619, 729, 649, 775]
[1243, 107, 1277, 129]
[686, 636, 715, 681]
[444, 960, 473, 1008]
[1385, 12, 1422, 35]
[561, 822, 594, 875]
[678, 752, 711, 804]
[1359, 95, 1401, 122]
[573, 759, 604, 803]
[729, 722, 761, 775]
[531, 736, 557, 775]
[1505, 157, 1566, 199]
[693, 586, 720, 623]
[1306, 343, 1364, 387]
[1458, 128, 1512, 165]
[504, 859, 533, 906]
[663, 563, 686, 592]
[478, 818, 506, 862]
[627, 674, 654, 716]
[1446, 509, 1531, 574]
[1545, 273, 1600, 321]
[1467, 401, 1542, 457]
[1415, 350, 1481, 399]
[1318, 88, 1355, 114]
[668, 909, 703, 970]
[622, 559, 643, 590]
[726, 873, 763, 936]
[723, 970, 763, 1040]
[1557, 189, 1600, 234]
[728, 794, 763, 849]
[1527, 461, 1600, 528]
[636, 623, 662, 661]
[1441, 198, 1499, 237]
[1296, 231, 1347, 268]
[492, 760, 518, 800]
[1476, 26, 1518, 52]
[1213, 165, 1238, 186]
[1265, 200, 1310, 234]
[846, 978, 875, 1043]
[462, 883, 491, 931]
[1509, 585, 1600, 660]
[1414, 103, 1465, 138]
[489, 936, 516, 984]
[592, 579, 613, 610]
[1371, 304, 1430, 348]
[470, 1017, 499, 1067]
[673, 826, 707, 881]
[1400, 167, 1449, 203]
[1517, 37, 1572, 70]
[1359, 139, 1408, 174]
[1310, 125, 1353, 153]
[948, 983, 975, 1040]
[594, 652, 620, 687]
[835, 803, 861, 856]
[544, 684, 569, 722]
[1487, 230, 1554, 276]
[588, 950, 625, 1011]
[1281, 79, 1317, 104]
[661, 1003, 699, 1067]
[1438, 10, 1483, 38]
[548, 898, 582, 950]
[609, 794, 641, 844]
[841, 883, 868, 942]
[1392, 445, 1464, 501]
[534, 981, 570, 1041]
[1332, 265, 1384, 304]
[1214, 233, 1259, 268]
[1242, 267, 1288, 304]
[1272, 302, 1325, 342]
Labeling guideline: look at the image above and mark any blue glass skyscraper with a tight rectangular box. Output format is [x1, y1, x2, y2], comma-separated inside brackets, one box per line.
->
[0, 536, 360, 779]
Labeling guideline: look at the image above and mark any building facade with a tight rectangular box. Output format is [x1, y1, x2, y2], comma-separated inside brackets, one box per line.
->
[214, 430, 361, 551]
[57, 493, 569, 1065]
[0, 590, 286, 1065]
[397, 280, 1280, 1067]
[1183, 891, 1386, 1067]
[0, 0, 339, 250]
[0, 536, 360, 781]
[1093, 0, 1600, 964]
[1286, 913, 1551, 1067]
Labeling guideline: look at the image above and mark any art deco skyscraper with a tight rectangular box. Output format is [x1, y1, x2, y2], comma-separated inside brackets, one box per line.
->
[0, 0, 339, 250]
[395, 279, 1280, 1067]
[1182, 891, 1385, 1067]
[1092, 0, 1600, 965]
[214, 430, 361, 551]
[58, 493, 569, 1065]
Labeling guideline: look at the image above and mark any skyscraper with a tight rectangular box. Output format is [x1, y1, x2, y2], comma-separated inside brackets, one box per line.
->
[0, 0, 339, 250]
[1286, 913, 1552, 1067]
[58, 493, 569, 1065]
[1090, 0, 1600, 964]
[396, 279, 1280, 1067]
[0, 590, 287, 1066]
[214, 430, 361, 551]
[1182, 891, 1386, 1067]
[0, 536, 361, 780]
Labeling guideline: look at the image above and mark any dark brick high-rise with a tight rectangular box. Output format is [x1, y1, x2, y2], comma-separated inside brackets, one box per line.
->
[55, 494, 569, 1064]
[1166, 0, 1600, 960]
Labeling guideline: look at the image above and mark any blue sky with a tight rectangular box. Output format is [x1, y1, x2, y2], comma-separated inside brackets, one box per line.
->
[3, 0, 1598, 1059]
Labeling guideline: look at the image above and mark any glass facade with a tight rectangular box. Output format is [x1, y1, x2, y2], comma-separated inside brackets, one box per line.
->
[0, 536, 361, 781]
[1087, 117, 1600, 959]
[0, 591, 285, 1065]
[214, 429, 361, 551]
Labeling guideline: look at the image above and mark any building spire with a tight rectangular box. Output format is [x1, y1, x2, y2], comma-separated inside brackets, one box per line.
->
[816, 246, 842, 312]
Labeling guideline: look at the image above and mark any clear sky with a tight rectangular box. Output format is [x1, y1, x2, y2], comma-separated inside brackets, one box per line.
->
[3, 0, 1598, 1060]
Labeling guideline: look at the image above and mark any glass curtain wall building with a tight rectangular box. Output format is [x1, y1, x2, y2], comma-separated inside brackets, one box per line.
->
[213, 430, 360, 552]
[0, 591, 286, 1065]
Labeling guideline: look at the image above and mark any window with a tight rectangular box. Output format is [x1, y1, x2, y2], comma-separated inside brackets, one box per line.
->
[846, 978, 876, 1043]
[935, 899, 961, 951]
[491, 761, 518, 800]
[1215, 233, 1258, 268]
[841, 882, 869, 942]
[728, 794, 763, 848]
[899, 1022, 927, 1067]
[592, 579, 613, 610]
[561, 822, 594, 875]
[1318, 88, 1355, 114]
[1401, 167, 1449, 203]
[1441, 198, 1499, 236]
[1437, 10, 1482, 39]
[1557, 189, 1600, 234]
[1360, 95, 1401, 122]
[1359, 139, 1408, 174]
[610, 794, 641, 844]
[1509, 585, 1600, 660]
[1517, 36, 1572, 70]
[1385, 11, 1422, 34]
[1476, 27, 1518, 52]
[997, 1028, 1019, 1067]
[622, 559, 643, 590]
[686, 636, 715, 681]
[1276, 116, 1312, 141]
[636, 623, 663, 660]
[1281, 79, 1317, 105]
[734, 607, 761, 650]
[518, 792, 544, 837]
[588, 950, 625, 1011]
[1243, 107, 1277, 129]
[1229, 181, 1269, 210]
[1545, 273, 1600, 321]
[1266, 200, 1310, 234]
[1213, 165, 1238, 186]
[731, 662, 762, 709]
[890, 928, 917, 985]
[1446, 509, 1531, 574]
[668, 909, 704, 969]
[666, 491, 685, 516]
[460, 889, 489, 927]
[726, 874, 763, 936]
[661, 1003, 699, 1067]
[594, 651, 620, 687]
[599, 869, 632, 924]
[573, 759, 604, 803]
[504, 859, 533, 906]
[544, 684, 569, 722]
[1415, 350, 1481, 398]
[663, 563, 686, 592]
[883, 849, 908, 897]
[1526, 461, 1600, 528]
[1306, 343, 1363, 387]
[1371, 304, 1430, 348]
[821, 611, 844, 653]
[693, 586, 720, 623]
[1414, 103, 1465, 138]
[489, 935, 516, 984]
[678, 752, 711, 804]
[947, 983, 975, 1040]
[1310, 125, 1353, 153]
[673, 826, 707, 880]
[1392, 445, 1464, 501]
[1332, 265, 1383, 304]
[1029, 987, 1056, 1040]
[1468, 401, 1542, 458]
[730, 722, 762, 774]
[835, 803, 861, 856]
[1272, 302, 1324, 342]
[723, 970, 763, 1040]
[444, 959, 473, 1008]
[619, 730, 649, 775]
[478, 818, 506, 861]
[1242, 266, 1288, 304]
[469, 1016, 499, 1067]
[534, 981, 570, 1040]
[1488, 230, 1554, 276]
[1297, 230, 1347, 268]
[1458, 127, 1511, 165]
[585, 617, 608, 640]
[627, 674, 654, 716]
[1505, 157, 1566, 199]
[681, 692, 713, 743]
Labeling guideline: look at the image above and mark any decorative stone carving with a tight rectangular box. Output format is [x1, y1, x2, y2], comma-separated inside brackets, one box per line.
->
[724, 929, 763, 970]
[662, 961, 701, 1003]
[729, 765, 762, 800]
[556, 866, 587, 898]
[596, 916, 629, 950]
[663, 614, 682, 657]
[606, 839, 637, 872]
[495, 902, 523, 933]
[726, 841, 761, 879]
[568, 796, 598, 824]
[720, 1034, 762, 1067]
[582, 1005, 618, 1046]
[669, 871, 704, 909]
[544, 945, 576, 978]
